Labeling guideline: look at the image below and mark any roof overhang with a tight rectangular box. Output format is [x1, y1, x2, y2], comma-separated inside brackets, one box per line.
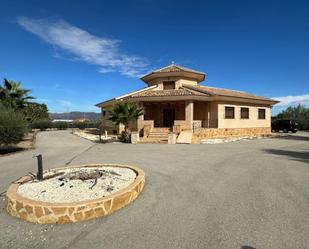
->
[128, 95, 210, 102]
[211, 96, 279, 105]
[96, 95, 277, 109]
[140, 71, 205, 83]
[95, 85, 158, 108]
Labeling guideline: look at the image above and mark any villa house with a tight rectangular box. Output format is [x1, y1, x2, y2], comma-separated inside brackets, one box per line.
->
[96, 64, 279, 143]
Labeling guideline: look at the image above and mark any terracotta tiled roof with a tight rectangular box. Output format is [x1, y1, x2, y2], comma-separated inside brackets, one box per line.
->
[140, 64, 206, 83]
[130, 88, 208, 98]
[182, 84, 277, 102]
[96, 83, 278, 108]
[152, 64, 205, 75]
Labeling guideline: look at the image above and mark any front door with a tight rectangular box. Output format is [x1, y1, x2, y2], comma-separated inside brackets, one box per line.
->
[163, 109, 175, 127]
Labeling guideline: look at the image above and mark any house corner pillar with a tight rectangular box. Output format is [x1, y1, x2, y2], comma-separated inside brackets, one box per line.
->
[185, 100, 194, 130]
[137, 102, 144, 132]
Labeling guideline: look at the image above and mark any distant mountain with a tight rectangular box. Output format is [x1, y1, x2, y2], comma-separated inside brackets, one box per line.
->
[49, 112, 101, 121]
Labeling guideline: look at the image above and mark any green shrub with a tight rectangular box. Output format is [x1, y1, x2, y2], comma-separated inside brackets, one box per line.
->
[274, 104, 309, 130]
[53, 121, 69, 130]
[118, 131, 131, 143]
[73, 121, 87, 130]
[88, 121, 101, 129]
[72, 121, 101, 129]
[0, 105, 28, 146]
[31, 119, 52, 131]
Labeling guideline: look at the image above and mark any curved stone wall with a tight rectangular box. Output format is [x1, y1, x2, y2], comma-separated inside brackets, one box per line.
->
[6, 164, 145, 224]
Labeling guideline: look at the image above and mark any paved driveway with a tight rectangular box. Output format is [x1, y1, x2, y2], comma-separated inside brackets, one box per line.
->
[0, 131, 308, 249]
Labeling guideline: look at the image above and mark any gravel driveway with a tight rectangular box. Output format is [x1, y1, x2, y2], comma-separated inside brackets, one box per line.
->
[0, 130, 308, 249]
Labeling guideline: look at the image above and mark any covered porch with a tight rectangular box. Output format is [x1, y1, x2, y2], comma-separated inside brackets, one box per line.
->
[136, 100, 218, 135]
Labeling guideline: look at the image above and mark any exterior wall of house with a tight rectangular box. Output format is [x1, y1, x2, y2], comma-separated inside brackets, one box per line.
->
[143, 101, 185, 127]
[217, 102, 271, 128]
[101, 107, 126, 134]
[192, 101, 218, 128]
[193, 101, 208, 120]
[101, 107, 115, 131]
[147, 77, 198, 90]
[176, 78, 198, 88]
[101, 100, 272, 137]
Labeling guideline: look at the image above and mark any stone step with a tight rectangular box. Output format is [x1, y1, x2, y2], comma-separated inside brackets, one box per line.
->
[138, 127, 170, 144]
[148, 134, 169, 137]
[148, 135, 169, 137]
[138, 139, 168, 144]
[147, 137, 168, 140]
[148, 131, 169, 134]
[151, 128, 171, 132]
[143, 137, 168, 141]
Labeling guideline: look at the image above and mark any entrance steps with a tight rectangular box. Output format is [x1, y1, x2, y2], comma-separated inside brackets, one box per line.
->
[138, 127, 171, 144]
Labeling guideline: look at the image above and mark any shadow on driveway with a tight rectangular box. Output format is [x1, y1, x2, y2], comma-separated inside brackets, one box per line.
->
[263, 149, 309, 163]
[272, 133, 309, 142]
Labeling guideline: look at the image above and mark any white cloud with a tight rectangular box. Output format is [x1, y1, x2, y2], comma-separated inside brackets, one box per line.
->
[17, 16, 148, 77]
[273, 94, 309, 107]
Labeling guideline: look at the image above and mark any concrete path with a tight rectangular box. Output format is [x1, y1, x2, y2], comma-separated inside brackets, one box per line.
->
[0, 131, 308, 249]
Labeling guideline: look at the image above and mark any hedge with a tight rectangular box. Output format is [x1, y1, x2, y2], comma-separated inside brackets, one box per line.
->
[0, 106, 28, 146]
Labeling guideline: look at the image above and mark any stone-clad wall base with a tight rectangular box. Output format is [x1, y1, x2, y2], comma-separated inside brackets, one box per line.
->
[6, 164, 145, 224]
[192, 127, 271, 144]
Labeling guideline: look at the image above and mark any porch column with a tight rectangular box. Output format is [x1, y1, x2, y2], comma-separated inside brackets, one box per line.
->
[185, 100, 194, 130]
[137, 102, 144, 131]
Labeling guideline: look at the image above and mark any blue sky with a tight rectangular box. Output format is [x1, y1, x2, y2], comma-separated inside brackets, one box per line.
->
[0, 0, 308, 114]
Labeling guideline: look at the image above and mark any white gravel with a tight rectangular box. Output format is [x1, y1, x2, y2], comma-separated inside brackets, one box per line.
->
[18, 166, 137, 203]
[200, 136, 265, 144]
[73, 130, 100, 142]
[73, 130, 115, 142]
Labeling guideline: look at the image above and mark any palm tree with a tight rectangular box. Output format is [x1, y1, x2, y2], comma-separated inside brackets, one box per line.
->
[0, 78, 34, 109]
[108, 102, 144, 142]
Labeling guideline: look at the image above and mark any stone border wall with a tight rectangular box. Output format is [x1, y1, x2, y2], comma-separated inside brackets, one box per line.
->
[192, 127, 271, 144]
[6, 164, 145, 224]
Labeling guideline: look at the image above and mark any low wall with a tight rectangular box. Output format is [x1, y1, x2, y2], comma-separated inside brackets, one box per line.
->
[173, 120, 190, 134]
[192, 127, 271, 144]
[6, 164, 145, 224]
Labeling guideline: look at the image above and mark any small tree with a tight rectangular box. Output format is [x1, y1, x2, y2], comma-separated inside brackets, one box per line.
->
[31, 119, 52, 131]
[108, 102, 144, 142]
[0, 105, 28, 148]
[274, 104, 309, 130]
[53, 121, 69, 130]
[23, 102, 49, 123]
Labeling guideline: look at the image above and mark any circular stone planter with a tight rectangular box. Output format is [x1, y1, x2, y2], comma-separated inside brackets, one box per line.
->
[6, 164, 145, 224]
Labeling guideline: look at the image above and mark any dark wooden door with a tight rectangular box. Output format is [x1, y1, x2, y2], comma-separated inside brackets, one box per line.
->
[163, 109, 175, 127]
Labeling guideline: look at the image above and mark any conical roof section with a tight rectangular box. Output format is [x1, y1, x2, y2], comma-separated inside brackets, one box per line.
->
[140, 63, 206, 83]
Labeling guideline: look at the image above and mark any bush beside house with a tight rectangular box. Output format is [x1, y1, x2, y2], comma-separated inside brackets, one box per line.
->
[0, 78, 48, 150]
[0, 105, 28, 148]
[108, 102, 144, 143]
